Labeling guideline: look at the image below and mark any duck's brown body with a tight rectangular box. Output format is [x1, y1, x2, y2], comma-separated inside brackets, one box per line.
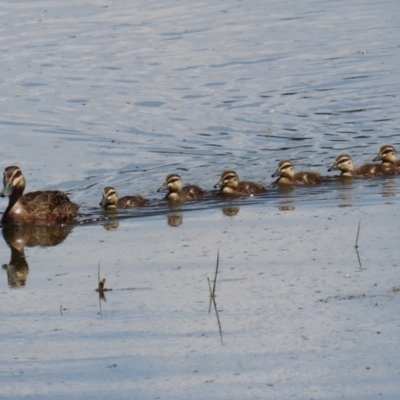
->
[214, 170, 264, 195]
[100, 187, 148, 210]
[328, 154, 395, 177]
[272, 161, 323, 185]
[0, 166, 79, 226]
[158, 174, 206, 201]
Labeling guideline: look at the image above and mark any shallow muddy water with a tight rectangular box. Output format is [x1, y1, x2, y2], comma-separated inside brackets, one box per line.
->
[1, 0, 400, 399]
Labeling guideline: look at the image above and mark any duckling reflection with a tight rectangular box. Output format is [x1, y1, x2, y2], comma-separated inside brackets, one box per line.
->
[334, 177, 354, 207]
[279, 205, 295, 211]
[1, 225, 74, 288]
[277, 185, 294, 196]
[222, 206, 240, 216]
[380, 178, 397, 198]
[103, 221, 120, 231]
[167, 213, 183, 227]
[166, 201, 183, 212]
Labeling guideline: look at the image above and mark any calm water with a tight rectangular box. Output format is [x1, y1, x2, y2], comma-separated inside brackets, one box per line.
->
[1, 0, 400, 399]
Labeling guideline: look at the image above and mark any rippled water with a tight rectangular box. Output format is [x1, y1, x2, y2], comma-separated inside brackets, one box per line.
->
[1, 0, 400, 399]
[1, 0, 400, 208]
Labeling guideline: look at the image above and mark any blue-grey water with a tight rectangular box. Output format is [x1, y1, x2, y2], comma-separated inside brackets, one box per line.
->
[1, 1, 400, 399]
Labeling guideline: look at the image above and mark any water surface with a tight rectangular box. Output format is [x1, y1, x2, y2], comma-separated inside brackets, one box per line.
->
[1, 0, 400, 399]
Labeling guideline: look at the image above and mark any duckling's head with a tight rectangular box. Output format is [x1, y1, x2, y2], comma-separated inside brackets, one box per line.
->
[0, 166, 26, 198]
[157, 174, 183, 193]
[214, 170, 239, 190]
[271, 160, 294, 179]
[373, 145, 396, 164]
[328, 154, 354, 173]
[100, 187, 118, 209]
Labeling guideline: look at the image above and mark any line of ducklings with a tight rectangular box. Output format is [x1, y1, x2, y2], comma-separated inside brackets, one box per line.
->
[1, 145, 400, 225]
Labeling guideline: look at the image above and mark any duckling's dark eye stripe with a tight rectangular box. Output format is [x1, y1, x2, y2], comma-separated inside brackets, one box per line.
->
[224, 174, 236, 180]
[168, 178, 180, 183]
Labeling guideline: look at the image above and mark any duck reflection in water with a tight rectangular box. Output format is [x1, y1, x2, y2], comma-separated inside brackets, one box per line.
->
[222, 206, 240, 216]
[380, 178, 397, 198]
[102, 221, 120, 231]
[273, 184, 296, 210]
[167, 214, 183, 227]
[1, 224, 74, 288]
[334, 177, 354, 207]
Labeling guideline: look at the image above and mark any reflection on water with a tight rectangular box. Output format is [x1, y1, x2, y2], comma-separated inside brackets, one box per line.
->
[167, 213, 183, 227]
[1, 225, 74, 288]
[380, 178, 397, 198]
[335, 177, 355, 207]
[103, 221, 120, 231]
[222, 206, 240, 216]
[279, 205, 295, 211]
[276, 185, 294, 196]
[2, 244, 28, 287]
[166, 202, 183, 212]
[275, 185, 296, 211]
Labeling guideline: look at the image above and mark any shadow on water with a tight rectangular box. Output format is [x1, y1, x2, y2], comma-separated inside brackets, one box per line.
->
[1, 225, 74, 288]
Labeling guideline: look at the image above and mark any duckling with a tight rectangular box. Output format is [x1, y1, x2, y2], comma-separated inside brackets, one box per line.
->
[100, 187, 148, 210]
[272, 160, 323, 185]
[157, 174, 206, 201]
[214, 170, 265, 195]
[0, 166, 80, 225]
[373, 145, 400, 172]
[328, 154, 394, 177]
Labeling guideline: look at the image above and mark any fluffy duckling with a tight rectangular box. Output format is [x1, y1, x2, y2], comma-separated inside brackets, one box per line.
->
[100, 187, 148, 210]
[272, 160, 323, 185]
[214, 170, 265, 195]
[0, 166, 80, 225]
[328, 154, 394, 177]
[373, 145, 400, 172]
[157, 174, 206, 201]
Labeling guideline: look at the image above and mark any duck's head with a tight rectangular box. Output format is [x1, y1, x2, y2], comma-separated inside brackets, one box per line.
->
[0, 166, 26, 198]
[373, 145, 396, 164]
[272, 160, 294, 179]
[214, 170, 239, 190]
[100, 187, 118, 209]
[157, 174, 183, 193]
[328, 154, 354, 173]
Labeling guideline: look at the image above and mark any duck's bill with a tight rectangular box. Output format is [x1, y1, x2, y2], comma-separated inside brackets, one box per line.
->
[372, 154, 382, 162]
[213, 180, 222, 189]
[271, 169, 281, 178]
[0, 183, 13, 197]
[157, 183, 167, 192]
[327, 164, 338, 172]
